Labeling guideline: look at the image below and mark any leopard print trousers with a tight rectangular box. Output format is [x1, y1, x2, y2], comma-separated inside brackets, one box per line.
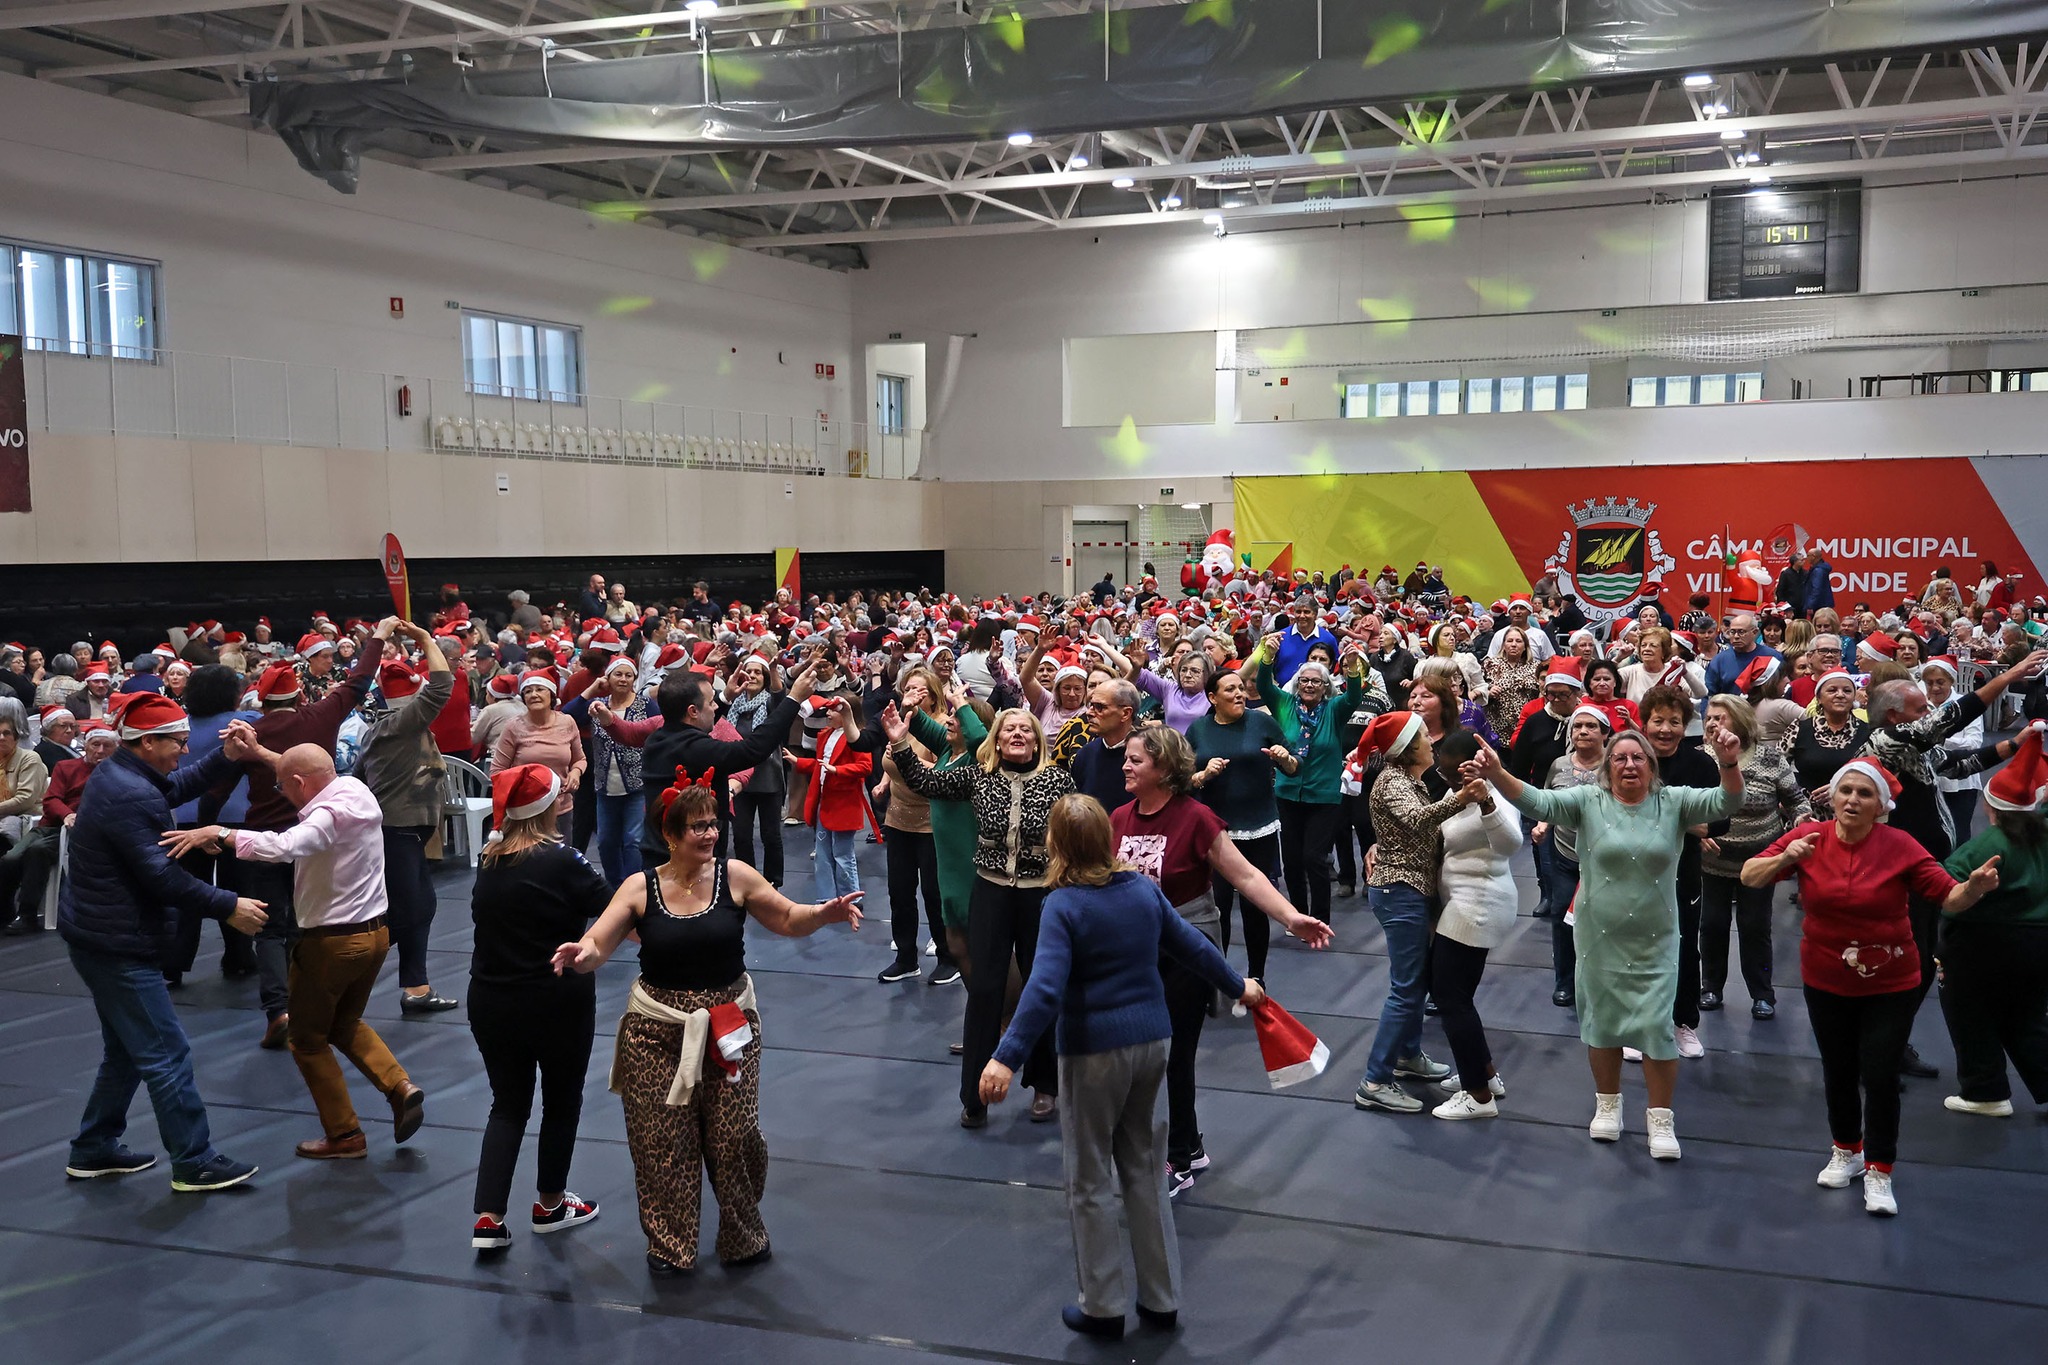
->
[615, 978, 769, 1268]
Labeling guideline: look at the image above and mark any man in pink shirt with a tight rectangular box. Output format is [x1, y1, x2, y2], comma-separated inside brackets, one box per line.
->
[162, 742, 424, 1160]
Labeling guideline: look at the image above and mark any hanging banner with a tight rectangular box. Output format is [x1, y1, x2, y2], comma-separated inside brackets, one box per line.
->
[1236, 458, 2044, 620]
[380, 532, 411, 622]
[1241, 541, 1295, 581]
[775, 546, 802, 602]
[0, 336, 28, 515]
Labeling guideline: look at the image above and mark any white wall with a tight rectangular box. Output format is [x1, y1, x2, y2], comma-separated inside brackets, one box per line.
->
[0, 72, 853, 427]
[854, 172, 2048, 482]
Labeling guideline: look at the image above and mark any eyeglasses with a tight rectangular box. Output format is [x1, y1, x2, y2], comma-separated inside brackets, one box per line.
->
[684, 819, 719, 835]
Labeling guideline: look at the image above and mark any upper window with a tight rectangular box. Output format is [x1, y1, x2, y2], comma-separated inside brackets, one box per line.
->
[463, 309, 582, 403]
[877, 374, 907, 434]
[1629, 372, 1764, 406]
[0, 239, 160, 360]
[1344, 372, 1586, 418]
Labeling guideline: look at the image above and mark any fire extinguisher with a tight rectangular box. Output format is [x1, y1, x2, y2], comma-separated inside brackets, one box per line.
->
[396, 384, 412, 418]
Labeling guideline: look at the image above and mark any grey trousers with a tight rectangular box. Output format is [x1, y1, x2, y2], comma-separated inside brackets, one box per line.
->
[1058, 1039, 1179, 1319]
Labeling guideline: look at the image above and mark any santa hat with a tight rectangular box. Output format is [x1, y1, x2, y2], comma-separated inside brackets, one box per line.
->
[654, 642, 689, 671]
[298, 632, 335, 658]
[39, 704, 75, 728]
[518, 669, 560, 700]
[1569, 703, 1614, 730]
[1986, 722, 2048, 814]
[1358, 711, 1425, 764]
[589, 626, 625, 654]
[1670, 631, 1698, 659]
[1016, 615, 1042, 633]
[488, 763, 562, 843]
[487, 672, 520, 698]
[151, 643, 177, 660]
[1735, 656, 1783, 693]
[1920, 655, 1960, 682]
[1250, 998, 1329, 1089]
[1813, 668, 1857, 692]
[1857, 632, 1898, 664]
[254, 663, 303, 704]
[603, 655, 640, 680]
[706, 1001, 755, 1084]
[1831, 758, 1902, 815]
[1052, 664, 1089, 688]
[1543, 658, 1586, 690]
[380, 660, 422, 699]
[114, 692, 190, 740]
[98, 641, 119, 658]
[82, 663, 112, 683]
[163, 659, 191, 678]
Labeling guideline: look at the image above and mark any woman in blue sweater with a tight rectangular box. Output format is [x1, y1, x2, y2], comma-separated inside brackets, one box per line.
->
[981, 794, 1262, 1342]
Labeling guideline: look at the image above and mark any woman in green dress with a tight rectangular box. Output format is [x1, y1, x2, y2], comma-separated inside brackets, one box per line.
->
[1466, 721, 1744, 1161]
[901, 676, 992, 982]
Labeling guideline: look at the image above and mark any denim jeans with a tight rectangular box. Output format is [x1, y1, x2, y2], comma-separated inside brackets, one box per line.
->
[594, 791, 645, 889]
[69, 946, 220, 1177]
[814, 825, 860, 900]
[1362, 884, 1433, 1085]
[1547, 854, 1581, 996]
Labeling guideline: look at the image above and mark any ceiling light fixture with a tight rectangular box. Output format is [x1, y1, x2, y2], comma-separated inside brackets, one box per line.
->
[1161, 194, 1182, 208]
[1683, 73, 1715, 89]
[1748, 170, 1773, 184]
[1006, 131, 1034, 146]
[1202, 213, 1223, 226]
[1070, 154, 1090, 168]
[1720, 126, 1747, 140]
[1179, 502, 1203, 510]
[1112, 176, 1135, 188]
[1700, 101, 1729, 117]
[684, 0, 718, 12]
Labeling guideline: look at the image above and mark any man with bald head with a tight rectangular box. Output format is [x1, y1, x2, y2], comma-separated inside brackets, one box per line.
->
[164, 741, 424, 1160]
[1702, 611, 1782, 695]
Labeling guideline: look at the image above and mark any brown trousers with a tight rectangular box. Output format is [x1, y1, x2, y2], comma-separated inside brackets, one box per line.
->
[616, 978, 768, 1268]
[290, 924, 408, 1138]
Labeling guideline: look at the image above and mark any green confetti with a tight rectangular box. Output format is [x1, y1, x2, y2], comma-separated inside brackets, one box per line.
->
[1465, 277, 1535, 310]
[1364, 17, 1423, 68]
[1100, 416, 1153, 466]
[601, 297, 654, 315]
[1183, 0, 1235, 27]
[1397, 200, 1456, 242]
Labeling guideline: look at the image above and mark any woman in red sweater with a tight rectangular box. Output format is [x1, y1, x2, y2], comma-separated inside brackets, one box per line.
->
[1743, 758, 2001, 1217]
[786, 696, 874, 902]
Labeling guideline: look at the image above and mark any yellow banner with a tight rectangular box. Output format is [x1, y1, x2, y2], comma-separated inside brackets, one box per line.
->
[1233, 472, 1529, 603]
[1241, 541, 1294, 579]
[774, 547, 801, 599]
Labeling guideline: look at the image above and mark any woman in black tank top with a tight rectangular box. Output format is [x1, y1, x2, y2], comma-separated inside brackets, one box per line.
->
[554, 779, 863, 1276]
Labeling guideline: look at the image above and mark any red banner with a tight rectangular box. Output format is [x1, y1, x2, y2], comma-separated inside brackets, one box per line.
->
[0, 337, 28, 514]
[381, 533, 411, 622]
[1469, 458, 2039, 623]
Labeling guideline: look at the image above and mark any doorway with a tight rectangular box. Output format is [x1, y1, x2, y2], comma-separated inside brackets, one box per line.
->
[1074, 520, 1130, 596]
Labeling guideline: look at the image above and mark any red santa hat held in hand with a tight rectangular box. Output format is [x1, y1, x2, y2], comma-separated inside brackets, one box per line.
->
[1250, 997, 1329, 1088]
[1987, 722, 2048, 814]
[487, 763, 561, 844]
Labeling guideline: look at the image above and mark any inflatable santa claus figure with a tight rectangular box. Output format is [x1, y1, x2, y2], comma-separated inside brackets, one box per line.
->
[1183, 530, 1237, 597]
[1727, 548, 1775, 614]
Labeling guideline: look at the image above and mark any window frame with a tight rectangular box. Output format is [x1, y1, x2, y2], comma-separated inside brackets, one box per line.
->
[2, 237, 163, 362]
[460, 307, 584, 405]
[877, 372, 908, 434]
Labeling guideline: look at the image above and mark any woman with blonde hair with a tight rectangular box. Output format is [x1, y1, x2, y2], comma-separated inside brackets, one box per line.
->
[883, 702, 1076, 1127]
[553, 779, 863, 1273]
[466, 764, 614, 1253]
[1479, 626, 1541, 742]
[982, 793, 1262, 1341]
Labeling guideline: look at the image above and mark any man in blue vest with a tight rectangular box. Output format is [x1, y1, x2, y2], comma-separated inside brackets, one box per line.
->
[58, 692, 270, 1192]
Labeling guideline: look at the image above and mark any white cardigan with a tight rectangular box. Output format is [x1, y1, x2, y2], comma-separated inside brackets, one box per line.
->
[1434, 796, 1524, 950]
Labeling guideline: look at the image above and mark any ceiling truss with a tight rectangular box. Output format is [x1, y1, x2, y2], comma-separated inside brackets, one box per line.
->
[6, 2, 2048, 269]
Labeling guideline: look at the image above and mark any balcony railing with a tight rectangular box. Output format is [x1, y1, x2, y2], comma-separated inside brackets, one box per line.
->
[17, 340, 926, 480]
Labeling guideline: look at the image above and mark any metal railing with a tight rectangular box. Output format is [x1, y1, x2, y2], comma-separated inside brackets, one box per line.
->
[18, 340, 926, 480]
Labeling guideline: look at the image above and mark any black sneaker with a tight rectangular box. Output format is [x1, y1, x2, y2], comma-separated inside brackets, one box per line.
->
[1699, 991, 1723, 1012]
[1552, 988, 1575, 1008]
[65, 1146, 157, 1180]
[1901, 1045, 1939, 1079]
[1136, 1304, 1179, 1332]
[531, 1192, 599, 1234]
[171, 1153, 258, 1193]
[1751, 999, 1776, 1020]
[1166, 1162, 1198, 1200]
[1185, 1142, 1210, 1171]
[877, 960, 921, 984]
[1063, 1306, 1125, 1339]
[472, 1215, 512, 1251]
[929, 965, 962, 986]
[400, 991, 460, 1014]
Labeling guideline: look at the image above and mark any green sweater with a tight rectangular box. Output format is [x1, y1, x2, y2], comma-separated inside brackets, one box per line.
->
[1257, 666, 1365, 805]
[907, 705, 989, 928]
[1943, 825, 2048, 925]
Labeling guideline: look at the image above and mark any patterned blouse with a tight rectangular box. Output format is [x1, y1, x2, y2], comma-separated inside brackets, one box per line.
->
[1481, 656, 1541, 742]
[1367, 766, 1468, 897]
[1699, 747, 1810, 877]
[890, 743, 1077, 887]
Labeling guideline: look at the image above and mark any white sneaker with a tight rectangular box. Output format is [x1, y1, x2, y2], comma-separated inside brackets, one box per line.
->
[923, 938, 938, 958]
[1622, 1046, 1644, 1063]
[1589, 1092, 1623, 1142]
[1863, 1169, 1897, 1217]
[1674, 1026, 1705, 1059]
[1646, 1107, 1680, 1160]
[1438, 1073, 1508, 1097]
[1394, 1052, 1451, 1080]
[1817, 1145, 1866, 1188]
[1943, 1095, 2014, 1117]
[1432, 1090, 1498, 1121]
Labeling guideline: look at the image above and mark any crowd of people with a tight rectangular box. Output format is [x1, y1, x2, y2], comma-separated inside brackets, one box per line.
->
[8, 549, 2048, 1336]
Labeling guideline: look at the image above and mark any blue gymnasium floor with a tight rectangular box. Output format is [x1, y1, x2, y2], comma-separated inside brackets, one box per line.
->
[2, 838, 2046, 1365]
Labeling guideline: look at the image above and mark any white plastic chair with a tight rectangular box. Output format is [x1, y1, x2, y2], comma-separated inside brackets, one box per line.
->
[434, 415, 460, 448]
[38, 826, 67, 930]
[443, 757, 494, 868]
